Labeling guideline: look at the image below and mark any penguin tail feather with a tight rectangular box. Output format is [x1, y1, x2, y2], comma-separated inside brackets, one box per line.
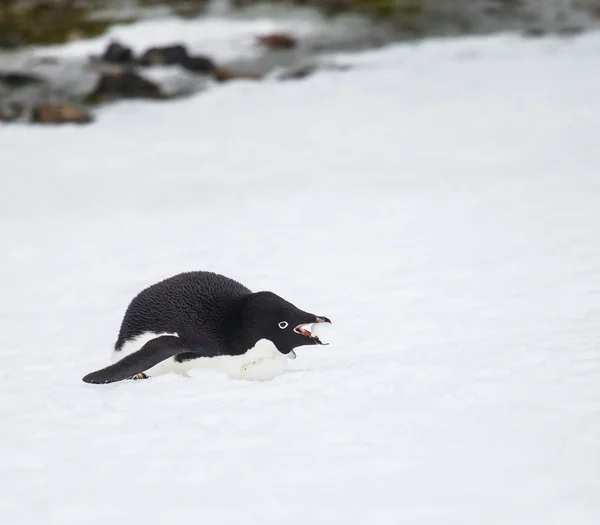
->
[82, 335, 188, 384]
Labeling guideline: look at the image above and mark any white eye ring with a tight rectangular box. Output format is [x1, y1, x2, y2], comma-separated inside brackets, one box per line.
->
[278, 321, 289, 329]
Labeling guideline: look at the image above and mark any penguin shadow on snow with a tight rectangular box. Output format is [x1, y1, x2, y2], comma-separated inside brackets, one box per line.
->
[82, 270, 332, 385]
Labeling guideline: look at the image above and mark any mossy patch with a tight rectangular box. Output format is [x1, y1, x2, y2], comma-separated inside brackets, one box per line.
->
[253, 0, 427, 31]
[349, 0, 423, 19]
[0, 4, 118, 46]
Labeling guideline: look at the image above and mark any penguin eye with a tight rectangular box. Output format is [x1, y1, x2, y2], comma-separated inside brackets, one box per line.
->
[278, 321, 289, 329]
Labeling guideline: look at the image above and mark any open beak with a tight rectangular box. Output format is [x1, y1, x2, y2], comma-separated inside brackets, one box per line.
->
[293, 315, 332, 345]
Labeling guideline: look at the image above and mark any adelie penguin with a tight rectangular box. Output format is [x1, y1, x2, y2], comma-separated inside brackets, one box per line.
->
[82, 271, 331, 384]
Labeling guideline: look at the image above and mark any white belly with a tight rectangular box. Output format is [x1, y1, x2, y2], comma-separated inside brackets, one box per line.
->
[113, 333, 288, 381]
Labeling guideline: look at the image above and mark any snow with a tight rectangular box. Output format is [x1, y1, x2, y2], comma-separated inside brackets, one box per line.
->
[2, 26, 600, 525]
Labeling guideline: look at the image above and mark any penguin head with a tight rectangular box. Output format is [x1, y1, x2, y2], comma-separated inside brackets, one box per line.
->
[241, 291, 331, 357]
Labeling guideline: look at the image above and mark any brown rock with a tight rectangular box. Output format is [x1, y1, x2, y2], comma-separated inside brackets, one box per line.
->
[211, 67, 262, 82]
[89, 70, 163, 102]
[31, 104, 93, 124]
[101, 41, 135, 65]
[257, 32, 297, 50]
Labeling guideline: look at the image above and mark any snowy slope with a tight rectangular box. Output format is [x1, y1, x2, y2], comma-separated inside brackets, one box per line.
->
[1, 29, 600, 525]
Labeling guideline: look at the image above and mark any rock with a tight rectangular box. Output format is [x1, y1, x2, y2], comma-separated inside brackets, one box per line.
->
[1, 100, 92, 126]
[0, 72, 45, 88]
[31, 104, 93, 125]
[211, 67, 262, 82]
[181, 55, 215, 74]
[139, 44, 189, 66]
[101, 41, 135, 65]
[257, 33, 298, 50]
[88, 70, 163, 102]
[139, 43, 215, 74]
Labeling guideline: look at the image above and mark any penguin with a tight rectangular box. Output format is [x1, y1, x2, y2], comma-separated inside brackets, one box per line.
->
[82, 271, 331, 384]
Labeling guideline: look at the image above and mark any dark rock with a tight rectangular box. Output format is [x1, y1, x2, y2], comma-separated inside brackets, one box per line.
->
[0, 72, 45, 88]
[102, 41, 135, 65]
[139, 43, 216, 75]
[139, 44, 190, 66]
[31, 104, 93, 125]
[257, 33, 298, 50]
[182, 55, 215, 74]
[88, 70, 163, 102]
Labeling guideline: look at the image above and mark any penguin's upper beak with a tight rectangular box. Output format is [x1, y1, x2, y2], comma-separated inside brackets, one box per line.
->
[294, 315, 332, 345]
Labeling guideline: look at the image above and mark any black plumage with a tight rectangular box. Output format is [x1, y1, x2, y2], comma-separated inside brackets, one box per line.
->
[82, 271, 330, 384]
[115, 271, 251, 356]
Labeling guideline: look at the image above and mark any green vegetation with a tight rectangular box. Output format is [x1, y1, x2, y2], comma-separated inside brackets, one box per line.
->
[351, 0, 425, 32]
[0, 3, 119, 46]
[259, 0, 427, 32]
[349, 0, 424, 20]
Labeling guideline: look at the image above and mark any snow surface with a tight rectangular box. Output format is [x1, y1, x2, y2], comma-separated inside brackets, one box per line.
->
[2, 27, 600, 525]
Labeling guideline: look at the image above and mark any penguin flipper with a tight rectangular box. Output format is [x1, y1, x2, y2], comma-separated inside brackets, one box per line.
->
[82, 335, 188, 384]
